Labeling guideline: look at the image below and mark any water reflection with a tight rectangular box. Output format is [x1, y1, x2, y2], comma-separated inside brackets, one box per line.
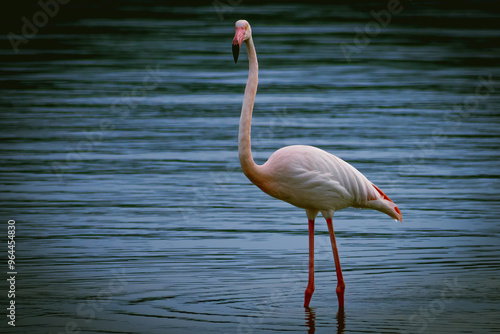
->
[304, 307, 345, 333]
[305, 307, 316, 333]
[336, 308, 346, 334]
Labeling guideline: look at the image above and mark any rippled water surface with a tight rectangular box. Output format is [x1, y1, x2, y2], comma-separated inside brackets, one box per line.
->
[1, 2, 500, 333]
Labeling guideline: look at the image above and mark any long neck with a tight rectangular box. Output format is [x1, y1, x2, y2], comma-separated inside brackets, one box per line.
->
[238, 36, 261, 182]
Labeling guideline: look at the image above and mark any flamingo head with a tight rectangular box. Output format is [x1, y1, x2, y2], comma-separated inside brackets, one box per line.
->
[232, 20, 252, 63]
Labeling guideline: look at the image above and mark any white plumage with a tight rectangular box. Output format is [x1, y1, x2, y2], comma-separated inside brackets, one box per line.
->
[262, 145, 383, 212]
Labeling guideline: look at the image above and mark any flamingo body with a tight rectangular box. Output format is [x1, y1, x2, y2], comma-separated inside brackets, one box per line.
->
[254, 144, 401, 221]
[232, 19, 402, 309]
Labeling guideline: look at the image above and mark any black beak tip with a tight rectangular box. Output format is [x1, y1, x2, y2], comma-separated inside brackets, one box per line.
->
[232, 43, 240, 63]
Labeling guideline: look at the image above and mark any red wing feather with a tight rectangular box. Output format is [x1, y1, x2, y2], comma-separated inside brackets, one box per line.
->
[371, 183, 393, 202]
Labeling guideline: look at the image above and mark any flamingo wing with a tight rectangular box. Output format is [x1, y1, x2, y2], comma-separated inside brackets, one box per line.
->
[256, 145, 402, 221]
[259, 145, 376, 210]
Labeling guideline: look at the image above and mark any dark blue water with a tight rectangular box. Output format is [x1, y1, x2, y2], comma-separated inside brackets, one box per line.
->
[1, 2, 500, 333]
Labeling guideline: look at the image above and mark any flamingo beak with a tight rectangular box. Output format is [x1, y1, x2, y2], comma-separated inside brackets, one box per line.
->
[232, 27, 245, 63]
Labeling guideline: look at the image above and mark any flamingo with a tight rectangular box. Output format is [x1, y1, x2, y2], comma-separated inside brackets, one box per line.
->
[232, 19, 402, 309]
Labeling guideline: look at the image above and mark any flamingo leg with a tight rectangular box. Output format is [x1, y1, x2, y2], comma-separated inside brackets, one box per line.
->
[326, 218, 345, 309]
[304, 219, 315, 308]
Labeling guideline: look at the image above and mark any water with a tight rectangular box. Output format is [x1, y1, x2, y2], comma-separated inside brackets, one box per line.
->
[1, 2, 500, 333]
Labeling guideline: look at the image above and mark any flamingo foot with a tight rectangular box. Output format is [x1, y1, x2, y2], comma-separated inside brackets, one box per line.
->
[336, 281, 345, 309]
[304, 285, 314, 308]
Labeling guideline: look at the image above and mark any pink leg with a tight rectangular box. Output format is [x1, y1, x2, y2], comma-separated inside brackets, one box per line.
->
[326, 218, 345, 309]
[304, 219, 315, 308]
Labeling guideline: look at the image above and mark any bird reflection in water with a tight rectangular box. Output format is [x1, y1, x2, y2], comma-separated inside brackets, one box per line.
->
[336, 308, 346, 334]
[304, 307, 316, 334]
[304, 307, 346, 334]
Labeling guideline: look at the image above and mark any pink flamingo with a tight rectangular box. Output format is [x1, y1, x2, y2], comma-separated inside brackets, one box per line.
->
[232, 20, 402, 309]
